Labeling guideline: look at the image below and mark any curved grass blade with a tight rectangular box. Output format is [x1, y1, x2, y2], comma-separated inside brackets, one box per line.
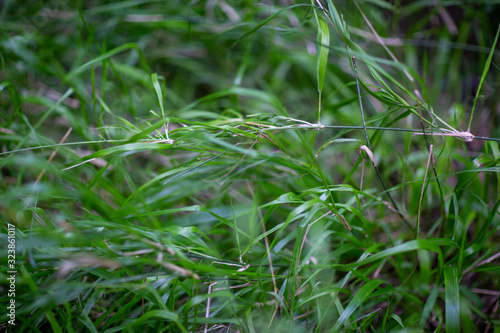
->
[128, 310, 186, 332]
[330, 239, 451, 271]
[331, 279, 383, 332]
[66, 43, 147, 79]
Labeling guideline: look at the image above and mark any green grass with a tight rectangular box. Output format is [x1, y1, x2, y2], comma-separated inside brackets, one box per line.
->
[1, 1, 500, 332]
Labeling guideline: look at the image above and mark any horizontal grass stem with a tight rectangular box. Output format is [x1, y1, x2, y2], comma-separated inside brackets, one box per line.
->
[3, 129, 500, 157]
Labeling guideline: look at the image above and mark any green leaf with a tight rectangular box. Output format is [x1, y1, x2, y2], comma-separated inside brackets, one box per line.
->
[129, 310, 186, 332]
[331, 239, 451, 271]
[317, 17, 330, 93]
[391, 313, 405, 328]
[444, 266, 460, 333]
[419, 286, 439, 330]
[331, 279, 383, 332]
[66, 43, 143, 79]
[151, 73, 165, 119]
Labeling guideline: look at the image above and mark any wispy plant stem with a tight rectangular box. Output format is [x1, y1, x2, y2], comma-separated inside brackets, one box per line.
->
[467, 23, 500, 131]
[352, 56, 412, 229]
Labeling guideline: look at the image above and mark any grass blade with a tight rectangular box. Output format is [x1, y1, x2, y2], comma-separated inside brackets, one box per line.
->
[151, 73, 165, 119]
[419, 286, 439, 330]
[331, 279, 383, 332]
[444, 266, 460, 333]
[468, 23, 500, 131]
[316, 17, 330, 124]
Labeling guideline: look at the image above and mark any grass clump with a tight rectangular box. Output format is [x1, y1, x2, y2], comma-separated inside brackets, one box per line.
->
[1, 1, 500, 332]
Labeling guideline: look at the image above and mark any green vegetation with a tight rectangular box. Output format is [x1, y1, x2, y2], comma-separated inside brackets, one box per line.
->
[1, 1, 500, 331]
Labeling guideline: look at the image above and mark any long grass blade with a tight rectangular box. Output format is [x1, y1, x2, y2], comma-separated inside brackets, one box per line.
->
[444, 266, 460, 333]
[331, 280, 383, 332]
[468, 23, 500, 131]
